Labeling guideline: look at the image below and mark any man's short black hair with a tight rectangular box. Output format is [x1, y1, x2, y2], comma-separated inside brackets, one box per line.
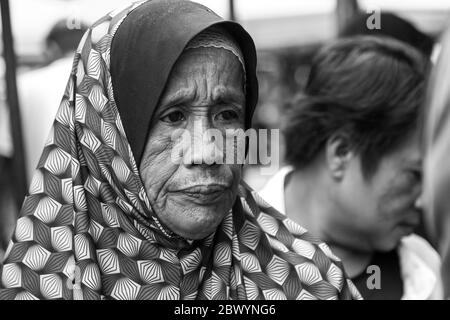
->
[339, 12, 434, 57]
[46, 19, 88, 54]
[283, 36, 429, 177]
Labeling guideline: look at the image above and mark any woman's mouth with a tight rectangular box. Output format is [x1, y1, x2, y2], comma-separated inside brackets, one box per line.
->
[178, 184, 229, 193]
[171, 184, 231, 204]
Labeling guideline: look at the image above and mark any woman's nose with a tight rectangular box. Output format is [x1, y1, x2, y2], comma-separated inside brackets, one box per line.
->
[182, 118, 224, 167]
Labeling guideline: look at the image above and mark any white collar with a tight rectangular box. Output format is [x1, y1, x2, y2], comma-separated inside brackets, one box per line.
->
[398, 234, 442, 300]
[258, 166, 293, 215]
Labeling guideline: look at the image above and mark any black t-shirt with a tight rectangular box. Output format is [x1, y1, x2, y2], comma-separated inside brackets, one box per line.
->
[352, 250, 403, 300]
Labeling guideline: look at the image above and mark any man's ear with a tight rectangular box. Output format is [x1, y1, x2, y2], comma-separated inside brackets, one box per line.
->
[325, 133, 353, 180]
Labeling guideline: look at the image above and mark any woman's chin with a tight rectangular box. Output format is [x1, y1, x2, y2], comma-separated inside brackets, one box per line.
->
[171, 218, 221, 240]
[159, 204, 230, 240]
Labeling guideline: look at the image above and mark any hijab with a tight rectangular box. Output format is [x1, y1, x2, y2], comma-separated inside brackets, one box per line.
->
[0, 0, 360, 300]
[110, 0, 257, 165]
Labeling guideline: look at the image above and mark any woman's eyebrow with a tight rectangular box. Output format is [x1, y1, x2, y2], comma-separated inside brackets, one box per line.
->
[213, 86, 245, 105]
[160, 87, 245, 108]
[160, 88, 195, 107]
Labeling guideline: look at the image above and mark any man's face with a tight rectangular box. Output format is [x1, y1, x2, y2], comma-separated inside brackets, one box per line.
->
[335, 131, 423, 252]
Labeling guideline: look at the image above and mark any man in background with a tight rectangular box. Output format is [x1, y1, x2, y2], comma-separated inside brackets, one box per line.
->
[260, 37, 442, 299]
[0, 59, 16, 259]
[18, 19, 87, 182]
[339, 12, 435, 58]
[339, 11, 437, 248]
[0, 19, 87, 258]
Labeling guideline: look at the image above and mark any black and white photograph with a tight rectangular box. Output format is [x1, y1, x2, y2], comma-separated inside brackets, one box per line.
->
[0, 0, 449, 306]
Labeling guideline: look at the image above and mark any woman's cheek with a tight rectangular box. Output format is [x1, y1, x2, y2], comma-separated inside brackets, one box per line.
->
[140, 133, 180, 202]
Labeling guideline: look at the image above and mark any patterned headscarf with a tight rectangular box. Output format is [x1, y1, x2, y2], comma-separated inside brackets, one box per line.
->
[0, 0, 361, 300]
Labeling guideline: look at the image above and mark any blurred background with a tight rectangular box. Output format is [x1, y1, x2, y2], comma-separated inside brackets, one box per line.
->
[1, 0, 450, 257]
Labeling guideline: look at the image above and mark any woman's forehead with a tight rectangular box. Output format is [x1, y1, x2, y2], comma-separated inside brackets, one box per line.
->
[158, 50, 246, 109]
[174, 47, 245, 75]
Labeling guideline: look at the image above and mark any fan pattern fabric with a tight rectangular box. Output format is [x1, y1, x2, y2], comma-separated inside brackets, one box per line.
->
[0, 1, 361, 300]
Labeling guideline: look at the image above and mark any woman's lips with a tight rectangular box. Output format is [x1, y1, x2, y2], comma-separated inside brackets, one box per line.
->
[178, 184, 229, 193]
[170, 184, 230, 204]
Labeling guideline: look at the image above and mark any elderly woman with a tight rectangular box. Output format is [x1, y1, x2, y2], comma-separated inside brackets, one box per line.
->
[423, 25, 450, 300]
[0, 0, 359, 300]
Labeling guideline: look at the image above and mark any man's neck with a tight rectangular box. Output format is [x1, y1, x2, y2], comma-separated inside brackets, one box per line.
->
[284, 169, 373, 278]
[328, 243, 374, 278]
[284, 169, 328, 239]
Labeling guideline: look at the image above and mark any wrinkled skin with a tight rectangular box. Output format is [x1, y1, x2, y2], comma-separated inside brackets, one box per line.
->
[139, 47, 245, 240]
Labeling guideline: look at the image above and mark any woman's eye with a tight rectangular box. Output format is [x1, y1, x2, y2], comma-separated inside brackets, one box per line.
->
[161, 111, 185, 123]
[216, 110, 240, 122]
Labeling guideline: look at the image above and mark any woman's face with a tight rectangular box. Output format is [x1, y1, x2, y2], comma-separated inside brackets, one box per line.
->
[139, 47, 246, 240]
